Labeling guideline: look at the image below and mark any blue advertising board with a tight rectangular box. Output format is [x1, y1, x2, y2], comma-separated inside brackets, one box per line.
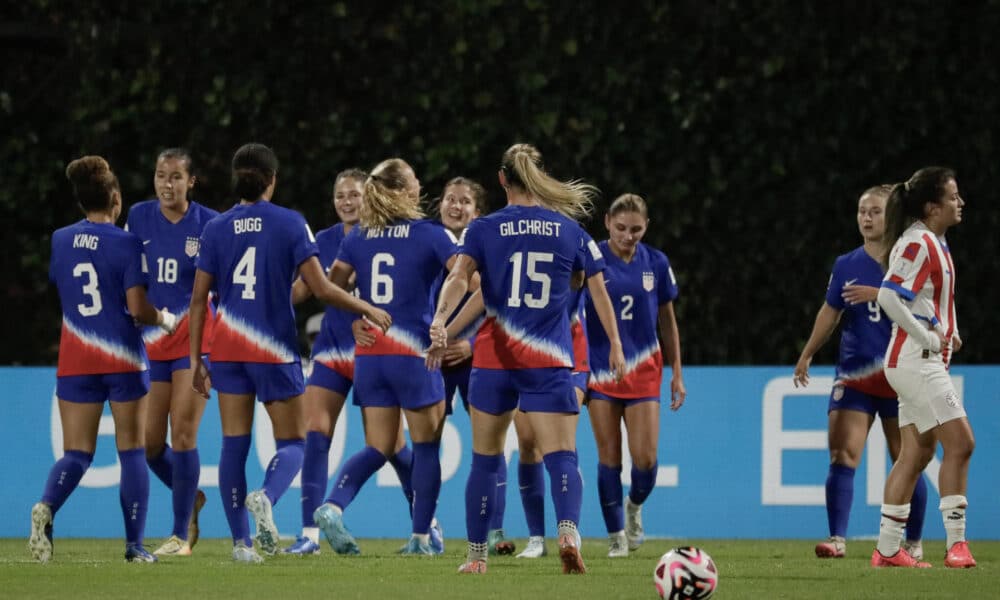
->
[2, 366, 998, 541]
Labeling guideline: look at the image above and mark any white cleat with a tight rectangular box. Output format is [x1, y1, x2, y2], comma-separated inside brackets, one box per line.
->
[516, 536, 548, 558]
[624, 497, 644, 551]
[902, 540, 924, 561]
[608, 531, 629, 558]
[232, 540, 264, 564]
[153, 535, 192, 556]
[28, 502, 53, 564]
[245, 490, 279, 556]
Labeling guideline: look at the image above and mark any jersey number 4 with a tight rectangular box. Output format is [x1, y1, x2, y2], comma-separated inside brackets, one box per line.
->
[234, 247, 257, 299]
[507, 251, 553, 309]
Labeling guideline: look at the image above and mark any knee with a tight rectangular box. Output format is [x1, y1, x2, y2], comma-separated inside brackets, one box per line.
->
[145, 442, 165, 460]
[632, 452, 658, 471]
[948, 436, 975, 462]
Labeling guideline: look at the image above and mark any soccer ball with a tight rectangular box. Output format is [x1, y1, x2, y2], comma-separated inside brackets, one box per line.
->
[653, 547, 718, 600]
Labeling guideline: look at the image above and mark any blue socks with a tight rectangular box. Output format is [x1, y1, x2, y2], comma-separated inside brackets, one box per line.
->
[220, 434, 252, 545]
[543, 450, 582, 526]
[301, 431, 332, 528]
[146, 444, 174, 488]
[907, 474, 928, 542]
[118, 448, 149, 546]
[388, 445, 415, 512]
[489, 458, 508, 530]
[326, 446, 387, 510]
[41, 450, 93, 514]
[825, 463, 855, 538]
[411, 442, 442, 535]
[466, 453, 503, 544]
[628, 462, 657, 505]
[597, 463, 624, 533]
[263, 438, 305, 506]
[518, 461, 546, 537]
[171, 448, 200, 539]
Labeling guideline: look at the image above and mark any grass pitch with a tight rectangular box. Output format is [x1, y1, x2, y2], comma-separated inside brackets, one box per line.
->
[1, 537, 997, 599]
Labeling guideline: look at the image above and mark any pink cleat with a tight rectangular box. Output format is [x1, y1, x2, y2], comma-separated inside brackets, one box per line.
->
[815, 537, 846, 558]
[457, 560, 487, 574]
[871, 548, 931, 568]
[944, 541, 977, 568]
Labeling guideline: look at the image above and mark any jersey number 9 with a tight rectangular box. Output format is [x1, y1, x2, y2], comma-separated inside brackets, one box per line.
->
[507, 251, 553, 309]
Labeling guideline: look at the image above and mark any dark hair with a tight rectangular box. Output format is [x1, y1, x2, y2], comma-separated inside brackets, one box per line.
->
[65, 155, 119, 212]
[608, 193, 648, 218]
[231, 143, 279, 200]
[334, 168, 368, 189]
[157, 147, 194, 176]
[441, 176, 489, 214]
[881, 166, 956, 269]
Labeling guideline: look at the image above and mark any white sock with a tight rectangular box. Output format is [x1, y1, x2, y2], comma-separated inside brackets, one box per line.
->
[876, 503, 909, 557]
[303, 526, 319, 544]
[414, 533, 430, 545]
[940, 495, 968, 549]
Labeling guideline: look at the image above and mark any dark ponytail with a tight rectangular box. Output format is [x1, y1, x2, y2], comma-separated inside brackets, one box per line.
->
[881, 166, 955, 269]
[231, 143, 278, 201]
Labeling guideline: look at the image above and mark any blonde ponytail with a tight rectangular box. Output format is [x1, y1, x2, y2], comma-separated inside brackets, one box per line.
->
[360, 158, 424, 230]
[502, 143, 597, 220]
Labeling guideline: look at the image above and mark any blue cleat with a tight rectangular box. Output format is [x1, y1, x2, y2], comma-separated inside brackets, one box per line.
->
[314, 504, 360, 555]
[125, 544, 158, 563]
[399, 535, 435, 555]
[429, 518, 445, 555]
[283, 535, 321, 555]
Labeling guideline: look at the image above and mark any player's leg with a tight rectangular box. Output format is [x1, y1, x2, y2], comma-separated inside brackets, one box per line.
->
[817, 405, 873, 558]
[587, 394, 626, 557]
[386, 417, 415, 513]
[623, 398, 660, 552]
[109, 376, 156, 562]
[401, 399, 446, 554]
[216, 386, 258, 560]
[144, 366, 174, 489]
[873, 423, 934, 568]
[880, 411, 926, 560]
[936, 415, 976, 567]
[513, 410, 545, 557]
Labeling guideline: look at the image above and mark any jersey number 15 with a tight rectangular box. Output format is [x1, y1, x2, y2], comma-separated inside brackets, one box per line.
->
[507, 251, 553, 309]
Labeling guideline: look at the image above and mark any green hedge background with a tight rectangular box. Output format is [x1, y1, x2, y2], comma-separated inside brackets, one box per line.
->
[3, 1, 998, 365]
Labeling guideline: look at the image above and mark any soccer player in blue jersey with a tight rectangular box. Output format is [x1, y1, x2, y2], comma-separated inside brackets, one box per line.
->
[29, 156, 178, 564]
[583, 193, 685, 558]
[793, 185, 927, 560]
[430, 143, 626, 574]
[125, 149, 217, 556]
[186, 144, 390, 563]
[312, 158, 457, 556]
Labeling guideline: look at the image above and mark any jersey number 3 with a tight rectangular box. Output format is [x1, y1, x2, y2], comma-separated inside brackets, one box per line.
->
[507, 251, 553, 309]
[73, 262, 103, 316]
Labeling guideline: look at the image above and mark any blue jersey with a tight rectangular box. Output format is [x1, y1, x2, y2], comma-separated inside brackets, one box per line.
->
[125, 199, 219, 360]
[825, 245, 894, 397]
[310, 223, 356, 378]
[49, 220, 149, 376]
[461, 205, 588, 370]
[337, 219, 455, 357]
[586, 241, 677, 398]
[197, 201, 318, 364]
[570, 230, 606, 372]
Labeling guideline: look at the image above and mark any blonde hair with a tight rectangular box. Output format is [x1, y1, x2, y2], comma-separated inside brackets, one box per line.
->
[608, 193, 648, 217]
[501, 143, 597, 220]
[360, 158, 424, 229]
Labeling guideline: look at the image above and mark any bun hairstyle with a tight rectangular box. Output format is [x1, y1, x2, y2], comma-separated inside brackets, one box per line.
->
[500, 143, 597, 220]
[65, 155, 119, 212]
[608, 193, 648, 218]
[231, 143, 279, 201]
[361, 158, 423, 229]
[881, 166, 956, 269]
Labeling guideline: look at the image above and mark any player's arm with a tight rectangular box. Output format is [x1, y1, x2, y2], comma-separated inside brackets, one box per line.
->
[658, 301, 685, 410]
[302, 257, 391, 332]
[793, 302, 842, 388]
[188, 268, 214, 398]
[290, 277, 312, 305]
[444, 287, 485, 340]
[126, 286, 176, 330]
[877, 287, 944, 352]
[586, 270, 626, 382]
[427, 254, 477, 370]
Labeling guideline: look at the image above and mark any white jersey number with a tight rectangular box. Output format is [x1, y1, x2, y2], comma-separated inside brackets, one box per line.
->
[371, 252, 395, 304]
[156, 257, 178, 284]
[234, 247, 257, 300]
[73, 262, 103, 316]
[867, 301, 881, 323]
[620, 294, 634, 321]
[507, 251, 553, 309]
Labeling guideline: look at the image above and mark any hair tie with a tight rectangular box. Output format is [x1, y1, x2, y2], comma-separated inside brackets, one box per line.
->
[903, 181, 911, 192]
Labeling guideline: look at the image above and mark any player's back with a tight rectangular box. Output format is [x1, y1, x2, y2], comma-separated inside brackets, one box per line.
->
[198, 201, 317, 364]
[50, 220, 148, 375]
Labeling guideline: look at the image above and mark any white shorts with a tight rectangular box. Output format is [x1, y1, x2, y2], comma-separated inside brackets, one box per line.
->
[885, 360, 965, 433]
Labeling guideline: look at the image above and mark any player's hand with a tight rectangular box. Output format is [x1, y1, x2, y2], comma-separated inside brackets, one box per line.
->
[669, 376, 686, 411]
[424, 344, 446, 370]
[608, 342, 626, 383]
[930, 330, 947, 353]
[158, 308, 178, 334]
[443, 339, 472, 366]
[952, 333, 963, 353]
[429, 319, 448, 350]
[191, 356, 211, 399]
[364, 306, 392, 333]
[352, 319, 377, 347]
[793, 357, 811, 388]
[841, 284, 878, 305]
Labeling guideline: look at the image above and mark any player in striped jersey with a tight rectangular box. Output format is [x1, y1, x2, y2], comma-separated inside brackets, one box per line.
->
[125, 149, 217, 557]
[29, 156, 178, 564]
[794, 185, 927, 560]
[583, 194, 685, 557]
[872, 167, 975, 569]
[187, 144, 390, 563]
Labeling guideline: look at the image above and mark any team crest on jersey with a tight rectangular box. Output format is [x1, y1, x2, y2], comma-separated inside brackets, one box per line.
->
[642, 271, 655, 292]
[832, 384, 845, 402]
[185, 236, 200, 258]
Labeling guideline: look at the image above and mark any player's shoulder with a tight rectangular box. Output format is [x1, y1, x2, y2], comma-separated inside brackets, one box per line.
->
[833, 245, 866, 268]
[638, 242, 669, 266]
[316, 222, 344, 242]
[124, 198, 158, 224]
[189, 201, 220, 221]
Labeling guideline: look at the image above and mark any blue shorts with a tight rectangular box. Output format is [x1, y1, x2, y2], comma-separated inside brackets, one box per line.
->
[149, 355, 211, 383]
[828, 383, 899, 418]
[210, 361, 305, 403]
[469, 367, 578, 415]
[587, 389, 659, 407]
[571, 371, 590, 395]
[307, 362, 353, 397]
[57, 371, 151, 404]
[443, 362, 472, 415]
[353, 355, 444, 410]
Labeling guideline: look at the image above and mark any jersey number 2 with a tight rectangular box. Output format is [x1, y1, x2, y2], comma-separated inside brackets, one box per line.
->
[507, 251, 553, 309]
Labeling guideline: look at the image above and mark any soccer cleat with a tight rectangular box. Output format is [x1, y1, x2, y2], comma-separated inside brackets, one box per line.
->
[944, 541, 977, 568]
[902, 540, 923, 561]
[28, 502, 53, 564]
[188, 489, 206, 549]
[558, 533, 586, 574]
[815, 536, 846, 558]
[232, 540, 264, 564]
[153, 535, 192, 556]
[608, 531, 629, 558]
[870, 548, 931, 568]
[624, 497, 644, 551]
[314, 504, 361, 555]
[457, 559, 488, 574]
[245, 490, 280, 556]
[399, 536, 435, 555]
[487, 528, 515, 555]
[124, 544, 158, 563]
[429, 519, 445, 555]
[517, 536, 547, 558]
[283, 536, 321, 555]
